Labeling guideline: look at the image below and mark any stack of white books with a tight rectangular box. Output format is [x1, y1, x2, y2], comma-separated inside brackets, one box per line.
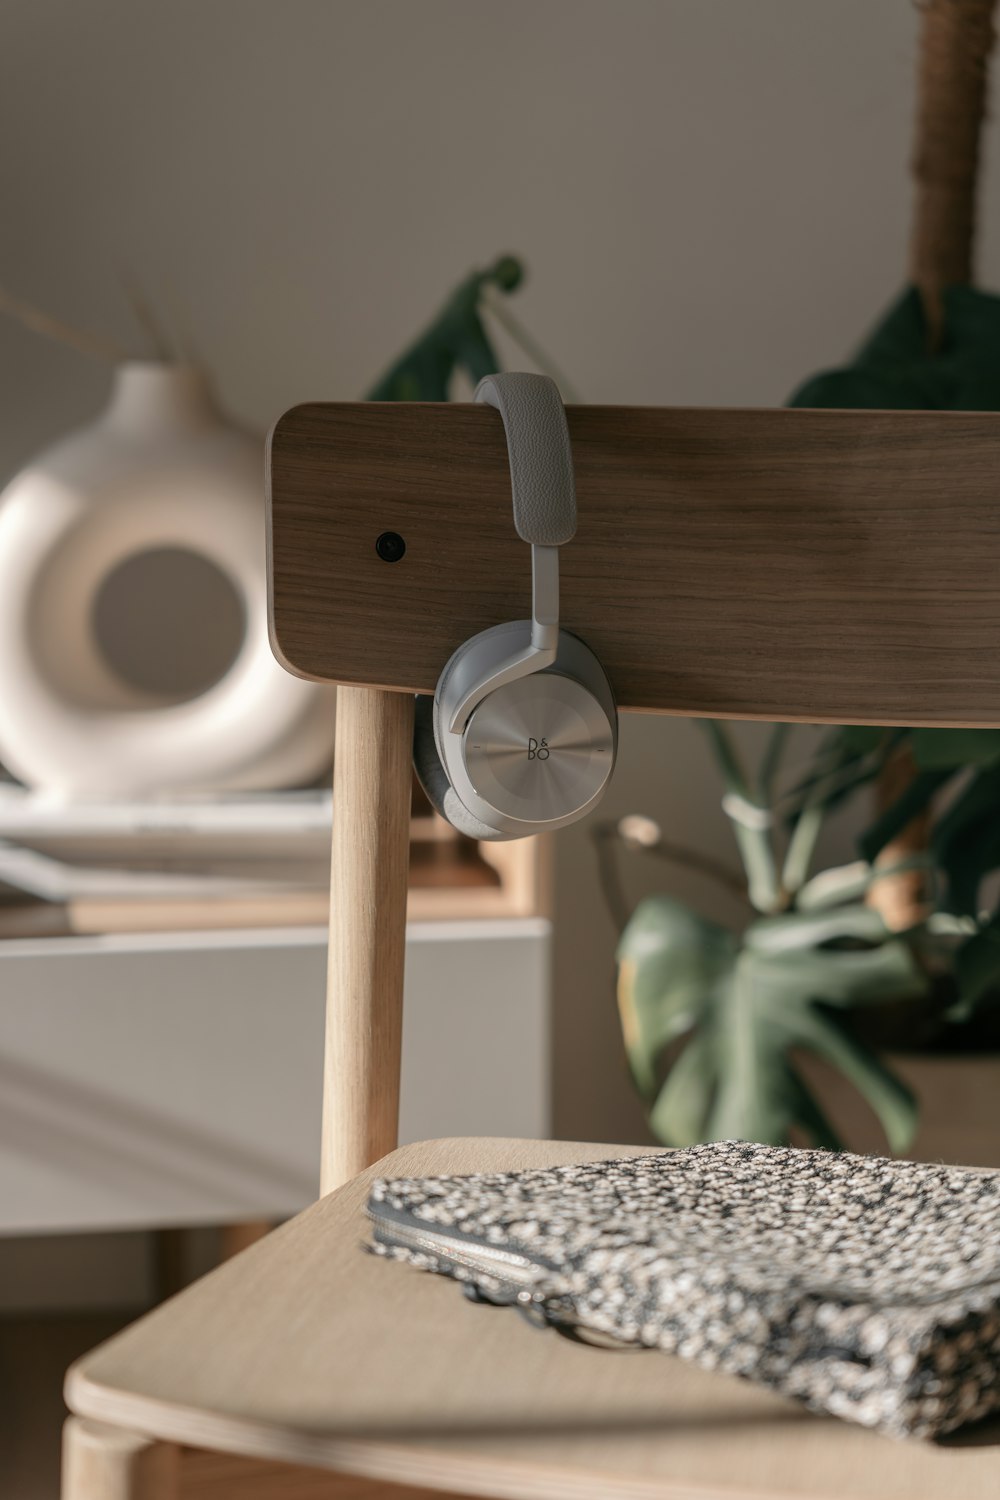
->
[0, 785, 500, 936]
[0, 787, 335, 936]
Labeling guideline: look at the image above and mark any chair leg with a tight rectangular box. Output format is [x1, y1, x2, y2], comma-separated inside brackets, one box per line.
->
[62, 1418, 178, 1500]
[321, 687, 414, 1195]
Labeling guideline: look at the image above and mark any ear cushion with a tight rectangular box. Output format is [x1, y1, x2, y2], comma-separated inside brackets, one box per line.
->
[412, 694, 506, 841]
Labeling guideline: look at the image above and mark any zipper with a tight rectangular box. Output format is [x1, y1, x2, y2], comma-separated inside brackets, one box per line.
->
[368, 1198, 645, 1349]
[370, 1198, 1000, 1315]
[367, 1199, 552, 1302]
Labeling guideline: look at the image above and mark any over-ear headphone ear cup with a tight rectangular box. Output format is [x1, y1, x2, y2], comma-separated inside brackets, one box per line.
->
[412, 694, 505, 841]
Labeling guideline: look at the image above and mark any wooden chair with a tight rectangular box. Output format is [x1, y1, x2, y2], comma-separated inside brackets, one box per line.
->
[63, 401, 1000, 1500]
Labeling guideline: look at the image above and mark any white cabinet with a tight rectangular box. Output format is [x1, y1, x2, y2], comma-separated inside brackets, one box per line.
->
[0, 919, 549, 1235]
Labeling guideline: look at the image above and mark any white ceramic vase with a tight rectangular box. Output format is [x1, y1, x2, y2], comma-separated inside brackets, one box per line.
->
[0, 361, 334, 799]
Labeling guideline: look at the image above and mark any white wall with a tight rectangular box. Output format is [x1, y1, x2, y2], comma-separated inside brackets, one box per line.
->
[1, 0, 992, 1142]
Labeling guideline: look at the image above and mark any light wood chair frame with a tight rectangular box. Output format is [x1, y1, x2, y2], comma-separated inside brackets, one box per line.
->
[62, 400, 1000, 1499]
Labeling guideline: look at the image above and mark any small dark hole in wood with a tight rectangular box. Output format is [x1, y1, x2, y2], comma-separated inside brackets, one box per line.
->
[375, 531, 406, 563]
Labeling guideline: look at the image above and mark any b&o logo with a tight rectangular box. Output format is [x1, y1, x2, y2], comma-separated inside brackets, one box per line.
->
[527, 737, 550, 761]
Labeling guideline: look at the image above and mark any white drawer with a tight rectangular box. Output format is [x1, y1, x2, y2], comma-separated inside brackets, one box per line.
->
[0, 919, 549, 1235]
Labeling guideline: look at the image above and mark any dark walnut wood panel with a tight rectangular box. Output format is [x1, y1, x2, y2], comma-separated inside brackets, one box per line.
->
[267, 403, 1000, 725]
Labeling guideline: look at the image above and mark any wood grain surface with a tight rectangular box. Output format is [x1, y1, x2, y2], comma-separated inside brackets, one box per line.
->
[322, 688, 414, 1196]
[267, 403, 1000, 726]
[67, 1136, 1000, 1500]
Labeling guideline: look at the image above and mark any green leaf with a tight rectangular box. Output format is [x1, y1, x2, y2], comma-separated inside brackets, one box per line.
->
[910, 728, 1000, 770]
[648, 1030, 716, 1146]
[365, 256, 523, 401]
[706, 978, 800, 1145]
[789, 1007, 918, 1155]
[789, 285, 1000, 416]
[939, 284, 1000, 371]
[796, 857, 935, 912]
[699, 720, 751, 797]
[616, 897, 734, 1098]
[701, 722, 780, 914]
[789, 369, 936, 410]
[838, 727, 898, 754]
[782, 1065, 843, 1152]
[758, 722, 791, 802]
[852, 286, 927, 365]
[782, 727, 899, 824]
[931, 764, 1000, 915]
[954, 914, 1000, 1014]
[781, 802, 824, 895]
[749, 936, 926, 1012]
[932, 763, 1000, 849]
[616, 896, 927, 1152]
[795, 861, 874, 910]
[744, 903, 889, 953]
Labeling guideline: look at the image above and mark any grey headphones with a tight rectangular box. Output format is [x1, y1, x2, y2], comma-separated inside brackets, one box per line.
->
[413, 372, 617, 840]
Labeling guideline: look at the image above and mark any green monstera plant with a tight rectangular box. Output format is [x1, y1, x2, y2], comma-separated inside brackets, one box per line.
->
[366, 255, 524, 400]
[607, 714, 1000, 1154]
[608, 700, 1000, 1156]
[364, 253, 576, 403]
[618, 897, 926, 1152]
[609, 722, 925, 1153]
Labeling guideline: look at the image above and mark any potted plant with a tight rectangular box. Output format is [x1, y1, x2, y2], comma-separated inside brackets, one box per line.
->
[599, 720, 1000, 1160]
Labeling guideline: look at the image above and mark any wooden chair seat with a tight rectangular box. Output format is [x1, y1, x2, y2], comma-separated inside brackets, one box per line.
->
[67, 1136, 1000, 1500]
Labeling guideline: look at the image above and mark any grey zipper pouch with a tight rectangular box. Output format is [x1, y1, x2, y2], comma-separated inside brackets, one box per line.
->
[367, 1140, 1000, 1440]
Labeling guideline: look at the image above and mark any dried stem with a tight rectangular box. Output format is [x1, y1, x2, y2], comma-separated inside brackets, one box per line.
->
[121, 275, 175, 361]
[481, 288, 583, 402]
[0, 285, 127, 363]
[592, 821, 747, 935]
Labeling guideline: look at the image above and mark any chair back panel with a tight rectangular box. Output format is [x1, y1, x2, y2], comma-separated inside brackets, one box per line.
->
[268, 403, 1000, 726]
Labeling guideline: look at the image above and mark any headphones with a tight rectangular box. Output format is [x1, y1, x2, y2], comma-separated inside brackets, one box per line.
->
[413, 372, 618, 840]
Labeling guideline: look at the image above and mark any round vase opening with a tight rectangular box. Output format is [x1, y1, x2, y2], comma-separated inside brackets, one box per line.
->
[92, 546, 247, 703]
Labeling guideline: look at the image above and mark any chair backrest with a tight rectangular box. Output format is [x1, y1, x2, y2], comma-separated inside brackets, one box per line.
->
[266, 400, 1000, 1194]
[269, 402, 1000, 726]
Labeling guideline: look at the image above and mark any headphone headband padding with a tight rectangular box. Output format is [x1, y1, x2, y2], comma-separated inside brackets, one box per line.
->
[474, 373, 576, 547]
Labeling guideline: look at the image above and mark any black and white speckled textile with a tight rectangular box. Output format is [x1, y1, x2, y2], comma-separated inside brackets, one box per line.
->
[367, 1141, 1000, 1439]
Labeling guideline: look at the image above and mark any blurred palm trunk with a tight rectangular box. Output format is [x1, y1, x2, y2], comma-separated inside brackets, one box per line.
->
[870, 0, 997, 931]
[910, 0, 997, 339]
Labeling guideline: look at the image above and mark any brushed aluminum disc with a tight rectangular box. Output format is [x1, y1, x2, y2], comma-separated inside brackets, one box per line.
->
[463, 672, 614, 826]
